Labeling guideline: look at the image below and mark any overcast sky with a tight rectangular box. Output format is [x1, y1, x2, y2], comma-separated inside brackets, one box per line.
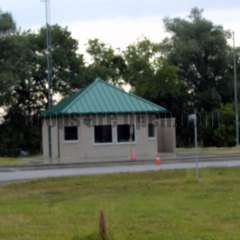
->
[1, 0, 240, 52]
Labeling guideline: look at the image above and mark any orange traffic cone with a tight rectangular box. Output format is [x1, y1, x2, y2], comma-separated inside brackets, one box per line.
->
[131, 150, 137, 161]
[155, 153, 161, 166]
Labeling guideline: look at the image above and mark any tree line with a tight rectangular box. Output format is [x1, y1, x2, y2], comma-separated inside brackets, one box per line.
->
[0, 7, 239, 156]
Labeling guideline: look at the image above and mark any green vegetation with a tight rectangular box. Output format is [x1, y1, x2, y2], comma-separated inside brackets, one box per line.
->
[0, 168, 240, 239]
[0, 8, 240, 155]
[177, 146, 240, 155]
[0, 157, 34, 166]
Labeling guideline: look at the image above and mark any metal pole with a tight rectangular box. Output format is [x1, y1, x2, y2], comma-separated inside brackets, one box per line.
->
[42, 0, 53, 159]
[45, 0, 53, 110]
[194, 109, 199, 180]
[233, 31, 239, 146]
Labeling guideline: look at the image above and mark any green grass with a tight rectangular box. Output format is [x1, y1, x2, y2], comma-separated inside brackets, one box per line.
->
[177, 146, 240, 155]
[0, 168, 240, 240]
[0, 157, 28, 166]
[0, 156, 43, 166]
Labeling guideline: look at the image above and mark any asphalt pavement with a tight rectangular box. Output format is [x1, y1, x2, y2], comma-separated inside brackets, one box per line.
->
[1, 157, 240, 183]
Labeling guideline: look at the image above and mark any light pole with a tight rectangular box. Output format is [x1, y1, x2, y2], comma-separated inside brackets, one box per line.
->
[193, 109, 199, 180]
[188, 110, 199, 180]
[42, 0, 53, 159]
[233, 31, 239, 146]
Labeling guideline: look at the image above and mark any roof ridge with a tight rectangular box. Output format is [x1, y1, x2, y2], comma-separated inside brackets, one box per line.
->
[62, 79, 98, 113]
[97, 79, 167, 112]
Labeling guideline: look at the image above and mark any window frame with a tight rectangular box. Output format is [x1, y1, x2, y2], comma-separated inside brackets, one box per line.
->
[63, 126, 79, 143]
[93, 125, 114, 145]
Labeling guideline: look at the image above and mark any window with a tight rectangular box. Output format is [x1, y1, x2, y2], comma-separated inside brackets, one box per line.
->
[117, 124, 135, 142]
[64, 126, 78, 141]
[94, 125, 112, 143]
[148, 123, 156, 138]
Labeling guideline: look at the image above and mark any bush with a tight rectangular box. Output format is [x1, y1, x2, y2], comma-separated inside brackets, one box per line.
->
[201, 103, 235, 147]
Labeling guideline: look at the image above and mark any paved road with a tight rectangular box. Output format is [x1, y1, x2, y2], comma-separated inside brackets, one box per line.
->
[1, 159, 240, 183]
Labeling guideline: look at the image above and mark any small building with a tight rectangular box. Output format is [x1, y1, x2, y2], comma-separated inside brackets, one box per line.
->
[42, 79, 176, 163]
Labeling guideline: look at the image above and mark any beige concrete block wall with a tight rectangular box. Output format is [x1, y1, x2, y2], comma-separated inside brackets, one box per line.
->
[157, 118, 176, 153]
[42, 114, 159, 163]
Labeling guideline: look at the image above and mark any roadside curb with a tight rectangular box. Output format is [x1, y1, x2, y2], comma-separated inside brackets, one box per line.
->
[1, 154, 240, 172]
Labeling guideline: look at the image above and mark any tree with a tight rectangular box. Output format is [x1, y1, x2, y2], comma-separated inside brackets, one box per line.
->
[85, 38, 126, 84]
[0, 10, 15, 35]
[123, 38, 184, 112]
[163, 7, 230, 111]
[0, 10, 17, 105]
[0, 23, 86, 155]
[200, 103, 235, 147]
[1, 25, 86, 113]
[162, 8, 235, 146]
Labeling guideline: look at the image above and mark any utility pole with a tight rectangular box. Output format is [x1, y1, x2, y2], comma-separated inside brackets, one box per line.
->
[188, 110, 199, 180]
[42, 0, 53, 159]
[45, 0, 53, 110]
[233, 31, 239, 146]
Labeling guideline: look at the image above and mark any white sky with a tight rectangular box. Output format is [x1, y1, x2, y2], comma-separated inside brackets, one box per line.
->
[0, 0, 240, 52]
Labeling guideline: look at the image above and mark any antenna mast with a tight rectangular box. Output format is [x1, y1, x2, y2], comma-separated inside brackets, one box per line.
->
[42, 0, 53, 159]
[44, 0, 53, 110]
[233, 31, 239, 146]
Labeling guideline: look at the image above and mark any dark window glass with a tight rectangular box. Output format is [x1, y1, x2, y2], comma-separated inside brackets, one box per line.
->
[148, 123, 155, 138]
[64, 126, 78, 141]
[117, 124, 135, 142]
[94, 125, 112, 143]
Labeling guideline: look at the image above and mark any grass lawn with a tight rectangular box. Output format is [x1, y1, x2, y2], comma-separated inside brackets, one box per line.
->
[0, 156, 43, 166]
[177, 146, 240, 155]
[0, 157, 29, 166]
[0, 168, 240, 240]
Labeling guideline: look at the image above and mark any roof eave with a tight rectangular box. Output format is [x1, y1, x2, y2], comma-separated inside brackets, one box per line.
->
[41, 110, 168, 118]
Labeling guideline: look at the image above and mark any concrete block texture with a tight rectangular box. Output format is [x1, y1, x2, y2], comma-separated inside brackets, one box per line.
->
[157, 118, 176, 153]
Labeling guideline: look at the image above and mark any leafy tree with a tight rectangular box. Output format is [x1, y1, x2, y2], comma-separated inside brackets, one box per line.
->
[162, 8, 237, 146]
[86, 38, 126, 84]
[123, 38, 156, 91]
[200, 104, 235, 147]
[163, 7, 230, 111]
[0, 23, 86, 155]
[1, 7, 239, 154]
[0, 10, 15, 34]
[1, 25, 86, 113]
[123, 38, 184, 113]
[0, 10, 18, 105]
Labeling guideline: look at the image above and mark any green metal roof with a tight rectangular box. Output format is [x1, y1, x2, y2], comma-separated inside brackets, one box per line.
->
[42, 78, 167, 117]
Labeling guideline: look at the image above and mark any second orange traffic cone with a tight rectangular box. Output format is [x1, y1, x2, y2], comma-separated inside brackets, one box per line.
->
[131, 150, 137, 161]
[155, 153, 161, 166]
